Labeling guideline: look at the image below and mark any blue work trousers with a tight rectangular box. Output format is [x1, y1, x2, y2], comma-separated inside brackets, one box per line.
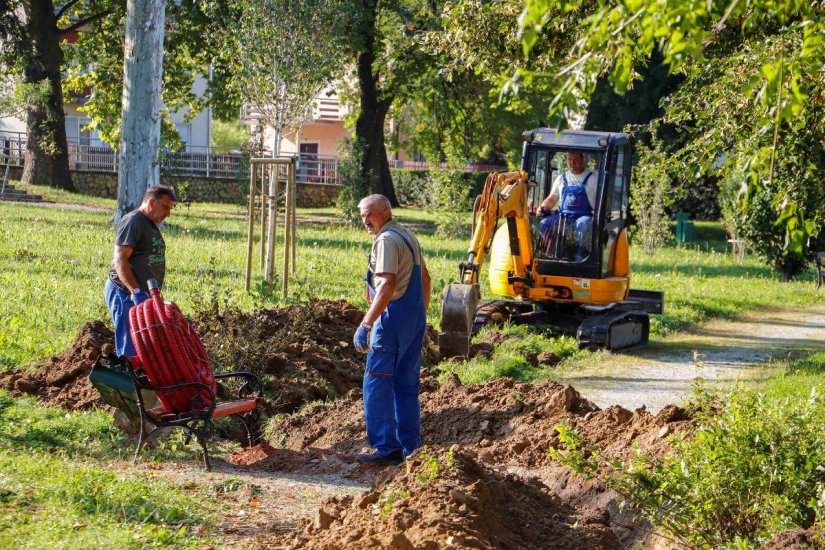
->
[104, 279, 137, 357]
[363, 324, 425, 458]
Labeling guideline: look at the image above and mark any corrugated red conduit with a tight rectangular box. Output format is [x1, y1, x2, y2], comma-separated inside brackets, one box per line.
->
[129, 286, 216, 414]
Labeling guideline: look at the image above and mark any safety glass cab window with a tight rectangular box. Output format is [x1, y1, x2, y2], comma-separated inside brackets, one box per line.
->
[535, 151, 601, 264]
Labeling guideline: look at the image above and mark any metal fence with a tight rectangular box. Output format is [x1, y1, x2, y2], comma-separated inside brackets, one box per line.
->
[0, 132, 25, 167]
[391, 159, 507, 172]
[1, 130, 506, 182]
[296, 154, 340, 185]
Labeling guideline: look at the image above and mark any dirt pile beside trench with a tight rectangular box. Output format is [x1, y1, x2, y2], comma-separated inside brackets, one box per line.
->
[0, 320, 113, 411]
[267, 374, 692, 467]
[272, 449, 621, 550]
[191, 299, 367, 414]
[260, 374, 693, 548]
[764, 529, 825, 550]
[2, 299, 373, 414]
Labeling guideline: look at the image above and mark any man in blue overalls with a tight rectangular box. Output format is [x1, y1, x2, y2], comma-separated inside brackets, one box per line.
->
[538, 152, 597, 261]
[353, 194, 431, 466]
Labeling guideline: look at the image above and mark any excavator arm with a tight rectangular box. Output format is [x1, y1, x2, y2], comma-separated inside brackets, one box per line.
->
[440, 171, 532, 357]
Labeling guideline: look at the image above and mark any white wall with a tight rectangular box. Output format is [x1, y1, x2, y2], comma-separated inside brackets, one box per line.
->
[169, 74, 211, 149]
[0, 74, 212, 150]
[0, 116, 25, 136]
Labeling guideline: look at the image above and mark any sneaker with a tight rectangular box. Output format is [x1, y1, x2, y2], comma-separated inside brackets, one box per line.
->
[355, 451, 404, 466]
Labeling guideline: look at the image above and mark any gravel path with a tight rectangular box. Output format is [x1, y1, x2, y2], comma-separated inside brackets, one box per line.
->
[559, 304, 825, 412]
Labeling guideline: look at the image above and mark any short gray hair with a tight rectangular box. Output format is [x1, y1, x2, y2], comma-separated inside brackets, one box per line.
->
[358, 194, 392, 212]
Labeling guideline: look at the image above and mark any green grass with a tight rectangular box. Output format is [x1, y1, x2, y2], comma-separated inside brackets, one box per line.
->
[0, 390, 217, 548]
[1, 183, 823, 371]
[437, 323, 587, 384]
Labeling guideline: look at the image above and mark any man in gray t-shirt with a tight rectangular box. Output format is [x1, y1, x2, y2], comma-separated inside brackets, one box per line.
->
[104, 185, 177, 357]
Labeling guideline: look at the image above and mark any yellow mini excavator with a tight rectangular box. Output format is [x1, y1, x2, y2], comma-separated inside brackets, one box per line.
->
[439, 129, 664, 357]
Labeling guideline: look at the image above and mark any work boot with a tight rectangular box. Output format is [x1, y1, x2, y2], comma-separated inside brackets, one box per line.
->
[355, 451, 403, 466]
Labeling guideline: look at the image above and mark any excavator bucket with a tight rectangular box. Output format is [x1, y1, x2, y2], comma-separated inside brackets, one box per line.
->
[439, 283, 479, 358]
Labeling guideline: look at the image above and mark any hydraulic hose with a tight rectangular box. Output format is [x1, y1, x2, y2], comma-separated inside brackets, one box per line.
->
[129, 282, 216, 414]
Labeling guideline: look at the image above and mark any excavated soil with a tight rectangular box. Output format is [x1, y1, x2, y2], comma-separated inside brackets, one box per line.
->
[273, 450, 621, 550]
[0, 320, 113, 410]
[260, 374, 691, 467]
[237, 375, 693, 548]
[764, 529, 825, 549]
[0, 299, 371, 415]
[191, 299, 367, 415]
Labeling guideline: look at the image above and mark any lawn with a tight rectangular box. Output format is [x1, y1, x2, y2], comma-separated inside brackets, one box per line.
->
[1, 183, 823, 370]
[0, 391, 219, 548]
[2, 184, 825, 547]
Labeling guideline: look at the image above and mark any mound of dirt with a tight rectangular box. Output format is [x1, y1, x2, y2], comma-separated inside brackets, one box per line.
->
[272, 449, 621, 549]
[764, 529, 825, 550]
[3, 300, 372, 414]
[263, 374, 693, 548]
[0, 320, 113, 411]
[192, 299, 367, 414]
[268, 374, 691, 467]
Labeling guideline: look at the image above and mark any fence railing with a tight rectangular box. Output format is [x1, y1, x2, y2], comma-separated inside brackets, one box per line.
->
[391, 159, 508, 173]
[2, 131, 508, 182]
[0, 132, 25, 167]
[295, 154, 340, 185]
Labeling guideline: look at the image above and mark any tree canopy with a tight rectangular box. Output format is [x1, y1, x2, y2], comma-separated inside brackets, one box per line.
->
[515, 0, 825, 277]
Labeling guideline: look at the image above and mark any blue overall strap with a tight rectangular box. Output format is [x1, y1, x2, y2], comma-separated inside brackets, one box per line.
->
[560, 171, 594, 217]
[562, 171, 592, 188]
[383, 228, 419, 265]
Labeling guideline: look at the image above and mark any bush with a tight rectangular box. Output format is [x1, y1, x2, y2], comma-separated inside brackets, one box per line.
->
[719, 166, 824, 280]
[391, 169, 432, 207]
[211, 119, 250, 149]
[335, 138, 369, 224]
[630, 140, 674, 252]
[431, 168, 473, 238]
[552, 385, 825, 547]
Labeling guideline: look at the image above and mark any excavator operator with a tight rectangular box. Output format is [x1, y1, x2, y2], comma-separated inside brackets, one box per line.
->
[537, 152, 597, 261]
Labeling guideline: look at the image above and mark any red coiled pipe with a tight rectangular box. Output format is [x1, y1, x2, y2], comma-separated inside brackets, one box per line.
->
[129, 287, 216, 413]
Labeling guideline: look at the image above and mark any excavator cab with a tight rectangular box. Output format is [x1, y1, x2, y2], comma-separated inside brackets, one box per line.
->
[527, 149, 603, 264]
[439, 129, 664, 358]
[523, 130, 630, 280]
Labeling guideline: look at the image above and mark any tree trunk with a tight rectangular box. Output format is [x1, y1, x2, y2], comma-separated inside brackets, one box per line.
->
[21, 0, 75, 191]
[114, 0, 166, 222]
[354, 0, 397, 206]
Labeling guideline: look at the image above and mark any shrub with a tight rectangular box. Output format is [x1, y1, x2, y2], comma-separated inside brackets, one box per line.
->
[211, 119, 250, 149]
[431, 168, 473, 238]
[630, 140, 674, 252]
[335, 138, 369, 224]
[719, 165, 824, 281]
[391, 169, 432, 207]
[551, 385, 825, 547]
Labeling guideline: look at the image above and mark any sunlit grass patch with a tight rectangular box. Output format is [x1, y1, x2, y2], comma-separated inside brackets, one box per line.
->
[1, 189, 823, 371]
[0, 391, 216, 548]
[437, 323, 589, 385]
[0, 451, 213, 548]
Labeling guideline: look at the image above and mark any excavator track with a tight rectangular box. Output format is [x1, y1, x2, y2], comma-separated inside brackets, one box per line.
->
[576, 309, 650, 351]
[469, 300, 650, 352]
[472, 300, 535, 333]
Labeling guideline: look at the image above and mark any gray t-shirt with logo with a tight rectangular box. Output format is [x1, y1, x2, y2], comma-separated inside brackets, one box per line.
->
[108, 210, 166, 292]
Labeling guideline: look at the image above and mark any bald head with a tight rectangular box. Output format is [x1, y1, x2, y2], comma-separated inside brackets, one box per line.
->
[358, 194, 393, 235]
